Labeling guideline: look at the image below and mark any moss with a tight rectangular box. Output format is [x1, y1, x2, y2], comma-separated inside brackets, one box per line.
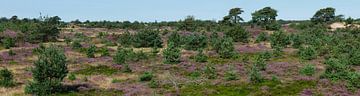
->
[180, 80, 316, 96]
[73, 65, 119, 76]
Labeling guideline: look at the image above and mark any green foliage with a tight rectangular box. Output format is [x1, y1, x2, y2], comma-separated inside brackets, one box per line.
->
[290, 34, 302, 48]
[259, 51, 272, 61]
[270, 30, 290, 48]
[349, 49, 360, 65]
[25, 45, 68, 95]
[204, 64, 217, 79]
[163, 42, 181, 64]
[299, 64, 316, 76]
[2, 37, 16, 49]
[28, 17, 61, 43]
[225, 25, 249, 43]
[64, 37, 71, 45]
[71, 40, 82, 49]
[184, 33, 207, 50]
[139, 72, 154, 81]
[179, 16, 196, 31]
[68, 73, 76, 81]
[99, 47, 110, 57]
[74, 65, 119, 76]
[113, 48, 127, 65]
[272, 46, 283, 57]
[194, 50, 208, 63]
[8, 49, 16, 56]
[222, 7, 244, 26]
[255, 32, 268, 43]
[254, 56, 266, 70]
[167, 31, 183, 47]
[117, 31, 132, 47]
[311, 7, 336, 24]
[298, 46, 317, 60]
[122, 64, 132, 73]
[86, 45, 96, 58]
[210, 32, 221, 51]
[346, 72, 360, 89]
[148, 79, 159, 88]
[249, 65, 263, 83]
[224, 67, 238, 81]
[132, 29, 163, 48]
[251, 7, 279, 30]
[0, 69, 15, 87]
[322, 58, 350, 81]
[218, 37, 235, 59]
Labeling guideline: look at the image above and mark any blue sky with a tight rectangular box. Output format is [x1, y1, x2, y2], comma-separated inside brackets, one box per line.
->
[0, 0, 359, 22]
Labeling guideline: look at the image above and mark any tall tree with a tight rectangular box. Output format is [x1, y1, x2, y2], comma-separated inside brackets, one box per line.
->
[222, 8, 244, 26]
[251, 7, 278, 30]
[311, 7, 336, 24]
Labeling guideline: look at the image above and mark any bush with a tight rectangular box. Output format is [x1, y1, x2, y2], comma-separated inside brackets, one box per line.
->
[290, 34, 302, 48]
[254, 56, 266, 70]
[272, 46, 283, 57]
[113, 48, 127, 65]
[167, 31, 183, 47]
[224, 69, 238, 81]
[0, 69, 15, 87]
[349, 50, 360, 65]
[148, 79, 159, 88]
[86, 45, 96, 58]
[184, 33, 207, 51]
[25, 45, 68, 95]
[210, 32, 221, 51]
[270, 30, 290, 48]
[8, 49, 16, 56]
[322, 58, 349, 81]
[204, 64, 217, 79]
[117, 31, 132, 47]
[225, 25, 249, 43]
[194, 50, 208, 62]
[68, 73, 76, 81]
[132, 29, 162, 48]
[99, 47, 110, 57]
[2, 37, 16, 49]
[255, 32, 268, 43]
[259, 51, 272, 60]
[218, 37, 235, 59]
[71, 40, 82, 49]
[163, 42, 181, 64]
[140, 72, 154, 81]
[298, 46, 317, 60]
[249, 65, 263, 83]
[299, 64, 316, 76]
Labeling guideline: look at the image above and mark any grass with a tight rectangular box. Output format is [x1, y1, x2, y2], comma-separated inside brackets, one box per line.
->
[180, 80, 317, 96]
[73, 65, 119, 76]
[56, 89, 123, 96]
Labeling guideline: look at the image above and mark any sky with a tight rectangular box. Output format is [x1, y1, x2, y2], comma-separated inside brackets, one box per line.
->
[0, 0, 359, 22]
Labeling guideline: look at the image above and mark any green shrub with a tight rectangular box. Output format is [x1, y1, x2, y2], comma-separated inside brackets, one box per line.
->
[299, 64, 316, 76]
[210, 32, 221, 51]
[0, 69, 15, 87]
[8, 49, 16, 56]
[132, 29, 163, 48]
[254, 56, 266, 70]
[167, 31, 183, 47]
[194, 50, 208, 62]
[2, 37, 16, 49]
[218, 37, 235, 59]
[122, 64, 132, 73]
[140, 72, 154, 81]
[225, 25, 249, 43]
[270, 30, 290, 48]
[184, 33, 207, 51]
[346, 72, 360, 89]
[99, 47, 110, 57]
[25, 45, 68, 95]
[322, 58, 349, 81]
[249, 65, 263, 83]
[255, 32, 268, 43]
[224, 69, 238, 81]
[113, 48, 127, 65]
[349, 50, 360, 65]
[71, 40, 82, 49]
[86, 45, 96, 58]
[117, 31, 132, 47]
[148, 79, 159, 88]
[259, 51, 272, 60]
[272, 46, 283, 57]
[68, 73, 76, 81]
[64, 37, 71, 45]
[298, 46, 317, 60]
[290, 34, 302, 48]
[204, 64, 217, 79]
[163, 42, 181, 64]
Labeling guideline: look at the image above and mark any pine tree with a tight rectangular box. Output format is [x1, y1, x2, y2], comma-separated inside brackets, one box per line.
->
[163, 42, 181, 64]
[25, 45, 68, 95]
[86, 44, 96, 58]
[218, 37, 235, 59]
[0, 69, 15, 87]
